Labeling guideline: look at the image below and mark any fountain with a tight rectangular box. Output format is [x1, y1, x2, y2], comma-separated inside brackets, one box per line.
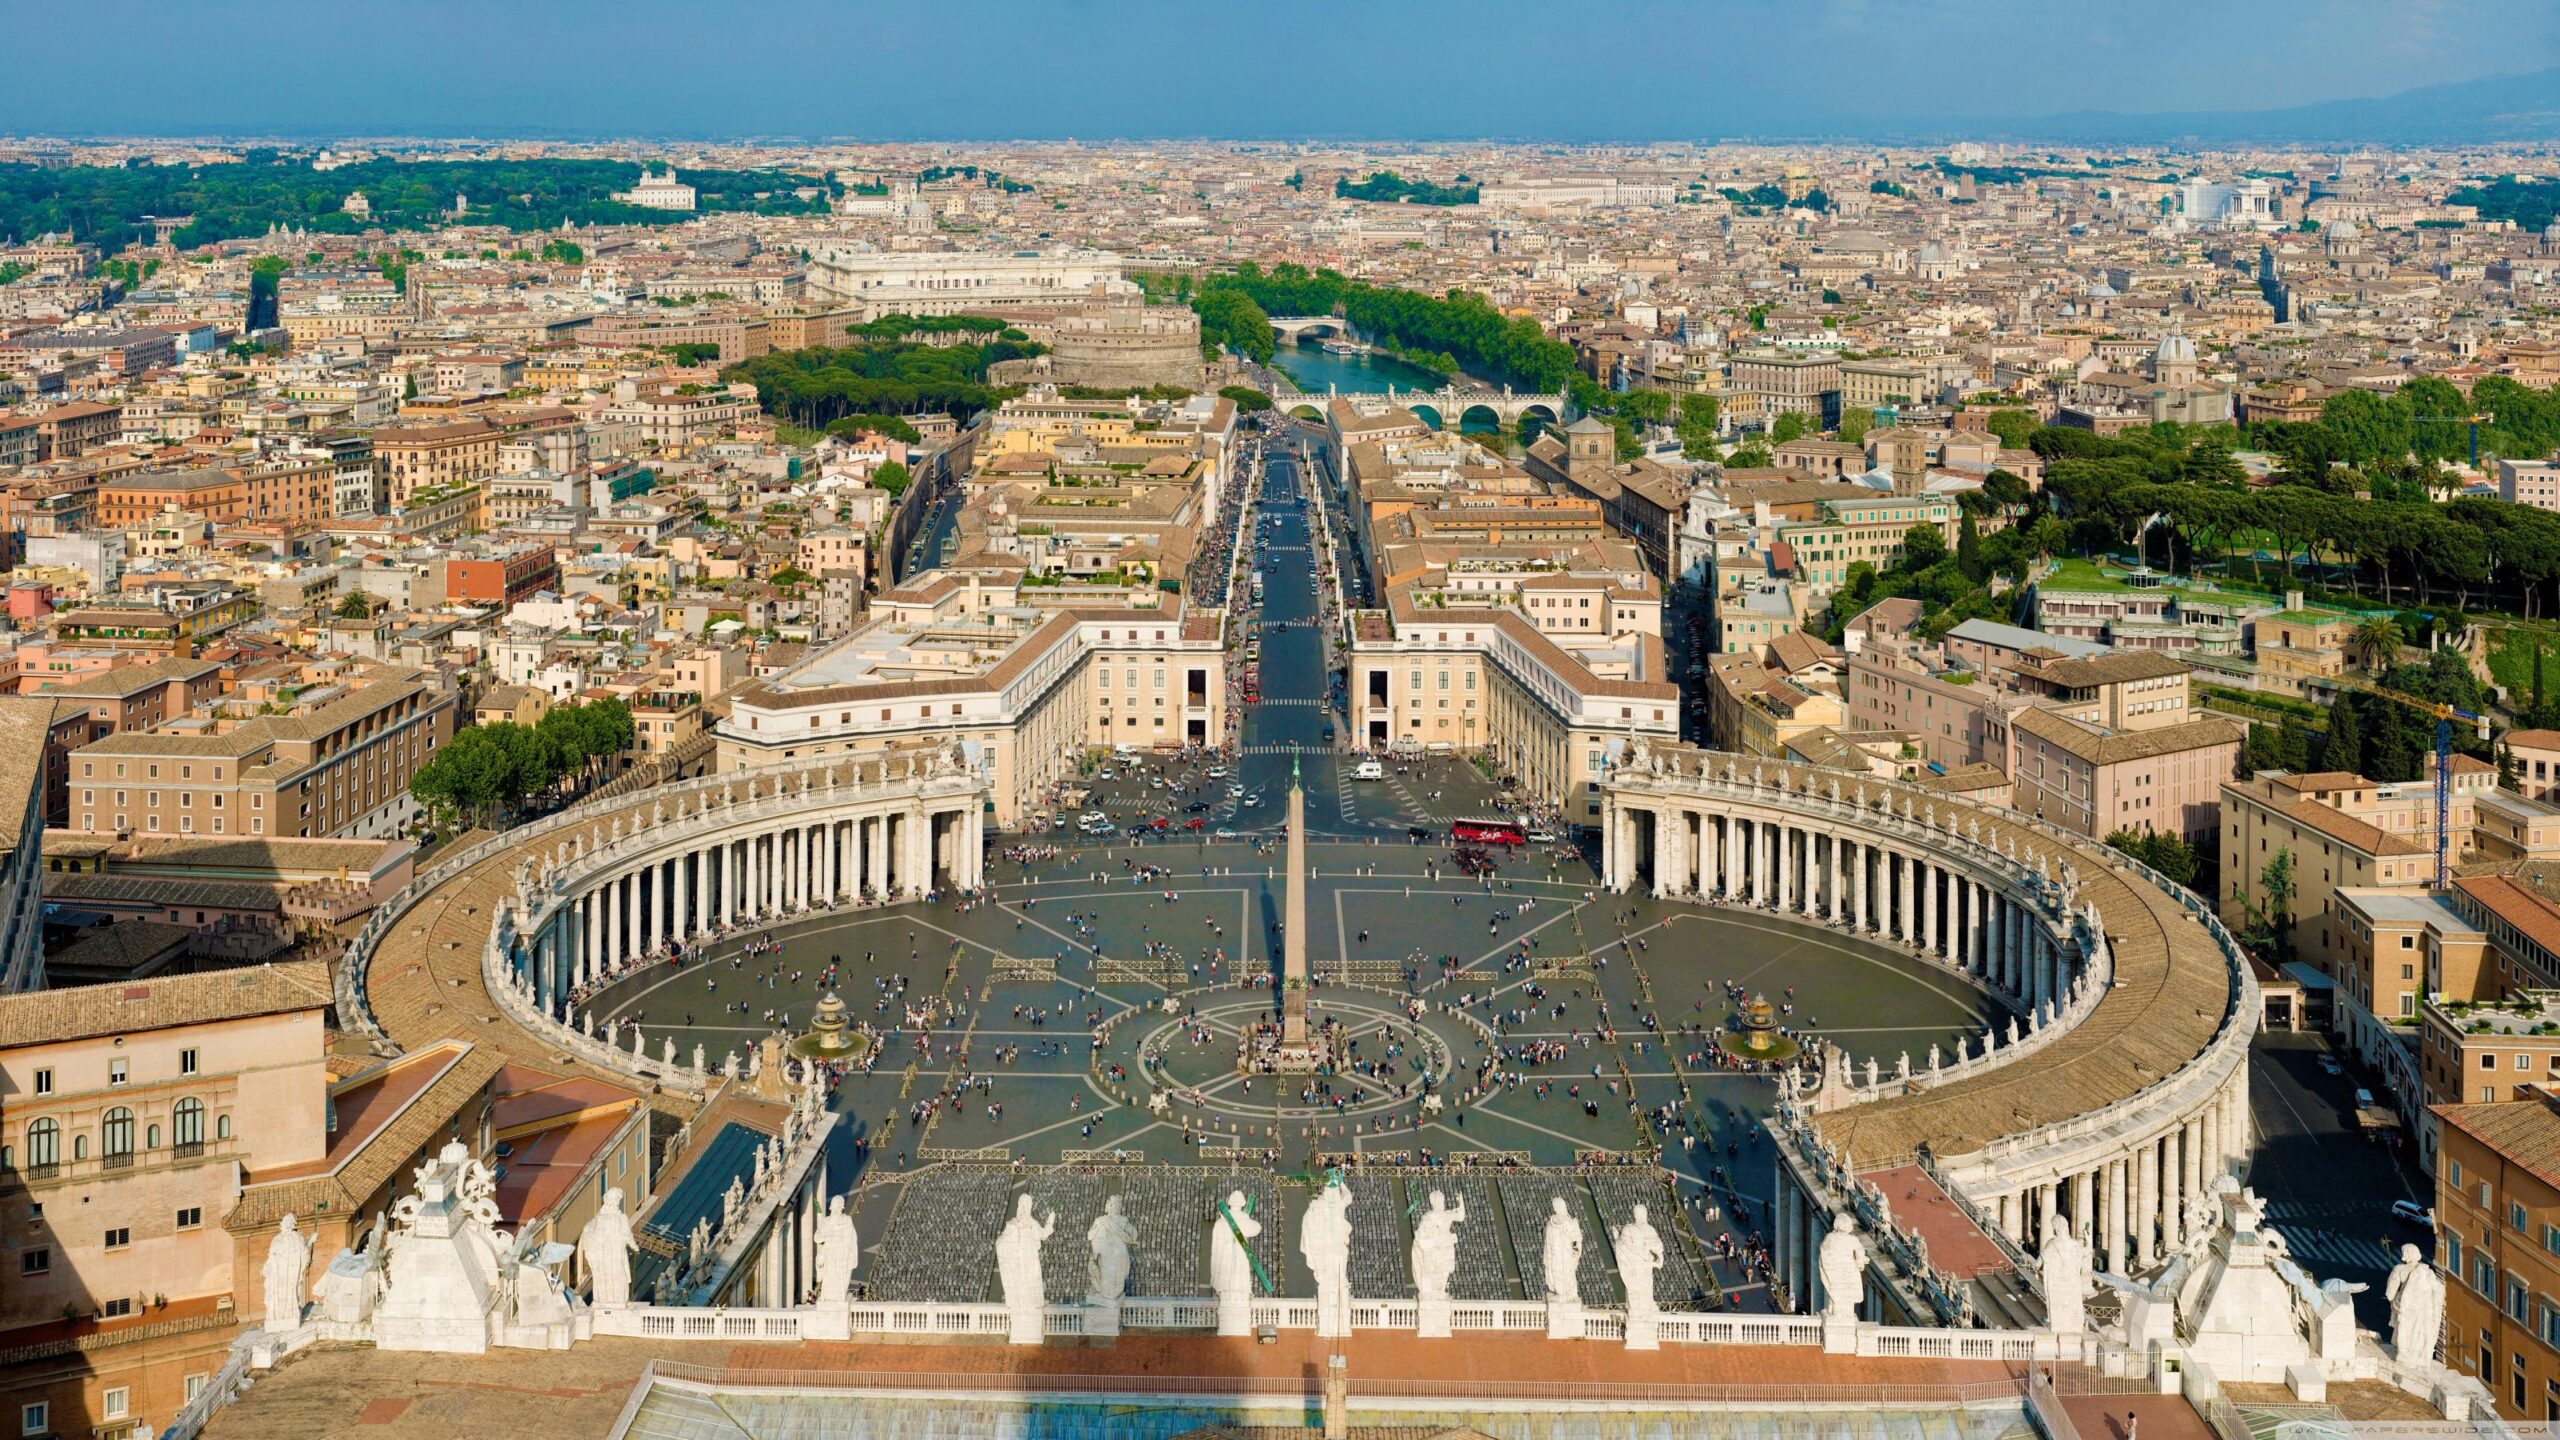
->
[1734, 994, 1800, 1062]
[788, 992, 871, 1062]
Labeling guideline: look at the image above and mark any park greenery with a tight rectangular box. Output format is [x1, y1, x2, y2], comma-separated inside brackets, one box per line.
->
[722, 321, 1043, 429]
[409, 696, 636, 829]
[2445, 176, 2560, 232]
[0, 157, 832, 248]
[1219, 385, 1273, 413]
[1334, 171, 1479, 206]
[2037, 379, 2560, 615]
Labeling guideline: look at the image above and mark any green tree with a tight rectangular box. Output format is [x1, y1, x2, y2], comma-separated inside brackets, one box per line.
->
[1899, 523, 1949, 570]
[1984, 409, 2039, 450]
[1955, 513, 1985, 582]
[1219, 385, 1273, 413]
[1770, 411, 1811, 446]
[334, 592, 374, 619]
[2254, 849, 2297, 963]
[1838, 407, 1874, 447]
[2321, 694, 2365, 775]
[2352, 614, 2404, 671]
[872, 460, 912, 498]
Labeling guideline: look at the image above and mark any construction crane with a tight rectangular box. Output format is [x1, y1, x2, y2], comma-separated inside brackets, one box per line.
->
[2321, 674, 2489, 888]
[2411, 412, 2493, 468]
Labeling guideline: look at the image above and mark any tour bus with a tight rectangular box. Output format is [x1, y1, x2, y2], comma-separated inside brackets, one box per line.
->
[1449, 817, 1528, 847]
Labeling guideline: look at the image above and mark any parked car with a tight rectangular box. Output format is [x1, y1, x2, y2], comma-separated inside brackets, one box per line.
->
[1215, 828, 1240, 840]
[2391, 1200, 2434, 1229]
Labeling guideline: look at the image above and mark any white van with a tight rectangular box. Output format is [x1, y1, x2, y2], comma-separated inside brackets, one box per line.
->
[1353, 759, 1385, 781]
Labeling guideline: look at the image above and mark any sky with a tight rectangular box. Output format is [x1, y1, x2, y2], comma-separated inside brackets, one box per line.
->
[1, 0, 2553, 141]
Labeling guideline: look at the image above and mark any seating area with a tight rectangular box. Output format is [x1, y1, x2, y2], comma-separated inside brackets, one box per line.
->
[1343, 1173, 1414, 1297]
[1585, 1167, 1708, 1309]
[862, 1166, 1016, 1302]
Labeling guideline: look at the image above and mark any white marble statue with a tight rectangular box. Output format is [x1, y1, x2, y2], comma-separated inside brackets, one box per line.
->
[2386, 1242, 2445, 1367]
[579, 1187, 637, 1309]
[814, 1194, 859, 1305]
[1410, 1189, 1466, 1306]
[995, 1195, 1054, 1344]
[1301, 1178, 1355, 1339]
[263, 1211, 312, 1333]
[1086, 1196, 1137, 1309]
[1209, 1189, 1262, 1336]
[1541, 1195, 1584, 1305]
[1614, 1204, 1666, 1350]
[1818, 1213, 1864, 1322]
[2041, 1225, 2091, 1335]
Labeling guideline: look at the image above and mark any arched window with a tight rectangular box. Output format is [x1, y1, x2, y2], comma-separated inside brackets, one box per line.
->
[216, 1114, 233, 1141]
[174, 1098, 204, 1151]
[101, 1107, 134, 1160]
[26, 1118, 59, 1170]
[147, 1123, 161, 1150]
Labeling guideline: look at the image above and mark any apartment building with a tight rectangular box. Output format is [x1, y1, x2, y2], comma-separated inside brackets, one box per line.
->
[2220, 770, 2484, 968]
[2331, 887, 2486, 1077]
[67, 666, 457, 840]
[2433, 1095, 2560, 1418]
[373, 418, 501, 508]
[0, 699, 53, 992]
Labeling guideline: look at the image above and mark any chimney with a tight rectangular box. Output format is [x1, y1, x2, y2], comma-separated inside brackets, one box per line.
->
[2284, 589, 2304, 611]
[1322, 1354, 1349, 1440]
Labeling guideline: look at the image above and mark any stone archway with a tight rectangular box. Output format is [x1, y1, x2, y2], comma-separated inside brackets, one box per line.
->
[1410, 403, 1446, 432]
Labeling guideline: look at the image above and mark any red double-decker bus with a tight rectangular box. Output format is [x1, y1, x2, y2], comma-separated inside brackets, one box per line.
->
[1449, 817, 1527, 847]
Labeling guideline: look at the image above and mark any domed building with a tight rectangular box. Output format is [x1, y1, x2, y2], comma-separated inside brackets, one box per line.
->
[2151, 329, 2199, 389]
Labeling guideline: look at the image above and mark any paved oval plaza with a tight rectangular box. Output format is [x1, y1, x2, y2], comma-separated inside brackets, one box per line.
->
[588, 822, 2000, 1311]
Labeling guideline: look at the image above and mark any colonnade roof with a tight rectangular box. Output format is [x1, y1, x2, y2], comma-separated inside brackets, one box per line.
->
[1619, 750, 2243, 1168]
[354, 754, 952, 1091]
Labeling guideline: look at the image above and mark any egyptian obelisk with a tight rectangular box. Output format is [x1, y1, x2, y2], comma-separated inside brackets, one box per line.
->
[1282, 747, 1309, 1047]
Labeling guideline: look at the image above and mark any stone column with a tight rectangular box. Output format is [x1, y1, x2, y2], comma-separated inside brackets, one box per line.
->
[676, 849, 692, 941]
[2136, 1138, 2160, 1266]
[1724, 815, 1740, 898]
[580, 892, 597, 984]
[870, 814, 889, 898]
[1851, 841, 1867, 931]
[2103, 1159, 2127, 1274]
[821, 822, 838, 905]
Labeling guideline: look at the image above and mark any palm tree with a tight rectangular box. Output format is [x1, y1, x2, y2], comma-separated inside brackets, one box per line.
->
[2354, 614, 2404, 672]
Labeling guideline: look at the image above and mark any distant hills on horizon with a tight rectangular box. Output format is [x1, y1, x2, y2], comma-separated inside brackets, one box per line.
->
[2002, 66, 2560, 147]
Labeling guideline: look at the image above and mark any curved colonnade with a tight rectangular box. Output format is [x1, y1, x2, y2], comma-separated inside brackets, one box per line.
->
[339, 752, 992, 1089]
[1600, 748, 2257, 1314]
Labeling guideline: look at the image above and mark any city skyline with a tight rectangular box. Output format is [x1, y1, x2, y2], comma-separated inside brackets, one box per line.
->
[1, 0, 2555, 143]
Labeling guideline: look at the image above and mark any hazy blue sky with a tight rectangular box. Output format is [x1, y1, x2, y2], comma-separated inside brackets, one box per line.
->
[4, 0, 2553, 140]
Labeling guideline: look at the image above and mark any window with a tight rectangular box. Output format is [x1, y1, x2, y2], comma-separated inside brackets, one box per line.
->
[101, 1107, 133, 1160]
[102, 1386, 128, 1419]
[21, 1402, 47, 1437]
[180, 1047, 198, 1076]
[2517, 1202, 2532, 1233]
[103, 1226, 129, 1250]
[216, 1114, 232, 1141]
[174, 1097, 203, 1151]
[32, 1068, 50, 1096]
[17, 1248, 46, 1276]
[109, 1057, 128, 1086]
[175, 1206, 201, 1230]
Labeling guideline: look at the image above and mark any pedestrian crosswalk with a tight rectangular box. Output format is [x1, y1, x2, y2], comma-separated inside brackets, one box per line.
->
[2267, 1223, 2399, 1274]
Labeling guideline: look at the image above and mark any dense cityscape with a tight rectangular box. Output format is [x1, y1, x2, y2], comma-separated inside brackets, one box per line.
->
[2, 23, 2560, 1440]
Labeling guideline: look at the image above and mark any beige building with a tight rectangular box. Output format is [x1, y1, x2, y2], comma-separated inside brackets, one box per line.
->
[68, 666, 458, 840]
[373, 419, 501, 509]
[2008, 707, 2242, 843]
[716, 576, 1225, 827]
[0, 963, 333, 1440]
